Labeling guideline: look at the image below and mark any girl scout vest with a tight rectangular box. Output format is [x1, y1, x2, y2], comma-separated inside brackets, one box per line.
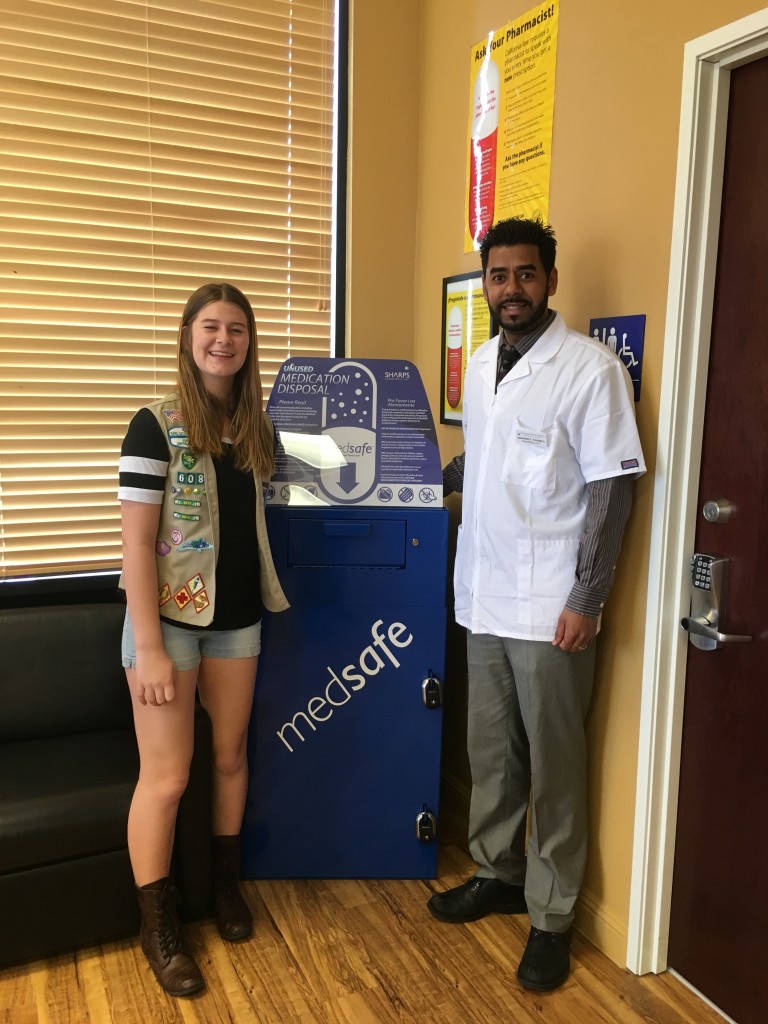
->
[127, 396, 288, 627]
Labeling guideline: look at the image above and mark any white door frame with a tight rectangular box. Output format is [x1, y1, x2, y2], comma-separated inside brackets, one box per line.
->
[627, 7, 768, 976]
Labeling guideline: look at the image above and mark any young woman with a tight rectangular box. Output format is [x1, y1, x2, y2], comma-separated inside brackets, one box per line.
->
[118, 283, 288, 996]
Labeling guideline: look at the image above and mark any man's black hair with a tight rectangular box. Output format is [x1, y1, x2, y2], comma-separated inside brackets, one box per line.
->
[479, 217, 557, 275]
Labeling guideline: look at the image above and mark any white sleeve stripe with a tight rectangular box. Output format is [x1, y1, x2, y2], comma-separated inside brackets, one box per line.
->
[118, 486, 165, 504]
[119, 455, 168, 476]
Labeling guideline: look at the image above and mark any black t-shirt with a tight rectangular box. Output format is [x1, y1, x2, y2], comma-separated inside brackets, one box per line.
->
[119, 407, 262, 630]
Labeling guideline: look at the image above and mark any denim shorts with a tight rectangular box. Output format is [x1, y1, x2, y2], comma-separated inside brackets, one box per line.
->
[121, 609, 262, 672]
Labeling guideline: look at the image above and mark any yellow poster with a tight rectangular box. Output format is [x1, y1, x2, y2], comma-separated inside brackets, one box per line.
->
[465, 1, 559, 253]
[440, 273, 494, 424]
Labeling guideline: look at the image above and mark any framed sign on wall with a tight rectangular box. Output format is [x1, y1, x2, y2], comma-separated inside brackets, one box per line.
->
[440, 272, 495, 425]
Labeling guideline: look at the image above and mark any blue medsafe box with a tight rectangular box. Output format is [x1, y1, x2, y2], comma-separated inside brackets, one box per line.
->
[242, 359, 448, 878]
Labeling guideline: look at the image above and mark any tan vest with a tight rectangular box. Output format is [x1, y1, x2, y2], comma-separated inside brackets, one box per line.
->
[129, 395, 288, 626]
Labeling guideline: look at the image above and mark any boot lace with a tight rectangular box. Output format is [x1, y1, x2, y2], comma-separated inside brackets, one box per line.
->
[157, 889, 183, 962]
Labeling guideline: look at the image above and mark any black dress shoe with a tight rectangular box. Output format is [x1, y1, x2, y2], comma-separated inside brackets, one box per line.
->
[517, 926, 571, 991]
[427, 875, 527, 923]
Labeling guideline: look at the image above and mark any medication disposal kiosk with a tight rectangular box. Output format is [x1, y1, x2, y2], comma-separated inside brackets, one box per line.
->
[242, 359, 448, 878]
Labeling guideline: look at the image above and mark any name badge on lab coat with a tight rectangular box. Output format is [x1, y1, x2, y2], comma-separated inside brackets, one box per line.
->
[515, 429, 548, 448]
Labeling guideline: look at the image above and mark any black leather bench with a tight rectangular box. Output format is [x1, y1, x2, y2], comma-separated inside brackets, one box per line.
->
[0, 602, 212, 967]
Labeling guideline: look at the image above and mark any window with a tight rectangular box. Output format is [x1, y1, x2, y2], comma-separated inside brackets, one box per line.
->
[0, 0, 338, 581]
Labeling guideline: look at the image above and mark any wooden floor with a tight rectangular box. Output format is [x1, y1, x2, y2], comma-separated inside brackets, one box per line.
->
[1, 841, 726, 1024]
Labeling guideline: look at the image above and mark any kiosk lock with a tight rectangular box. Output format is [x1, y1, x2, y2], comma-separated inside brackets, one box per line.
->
[416, 804, 437, 842]
[421, 671, 443, 709]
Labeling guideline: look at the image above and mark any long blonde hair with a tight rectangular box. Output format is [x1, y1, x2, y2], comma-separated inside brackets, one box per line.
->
[176, 283, 274, 477]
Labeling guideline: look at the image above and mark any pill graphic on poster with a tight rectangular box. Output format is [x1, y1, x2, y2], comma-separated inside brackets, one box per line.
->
[468, 58, 499, 246]
[446, 305, 464, 409]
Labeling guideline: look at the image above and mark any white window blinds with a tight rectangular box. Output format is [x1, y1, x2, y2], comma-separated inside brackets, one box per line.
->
[0, 0, 335, 580]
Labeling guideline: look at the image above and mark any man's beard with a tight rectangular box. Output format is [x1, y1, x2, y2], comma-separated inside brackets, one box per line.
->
[492, 294, 549, 335]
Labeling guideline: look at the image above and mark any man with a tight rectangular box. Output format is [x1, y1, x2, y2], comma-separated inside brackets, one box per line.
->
[429, 217, 645, 992]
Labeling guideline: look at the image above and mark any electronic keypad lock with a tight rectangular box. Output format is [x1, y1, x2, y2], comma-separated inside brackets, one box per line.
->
[680, 554, 752, 651]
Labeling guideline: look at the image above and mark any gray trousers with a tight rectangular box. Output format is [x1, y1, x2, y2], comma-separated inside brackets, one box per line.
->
[466, 631, 596, 932]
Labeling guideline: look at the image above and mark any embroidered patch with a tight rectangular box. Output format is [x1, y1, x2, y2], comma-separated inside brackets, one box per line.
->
[179, 537, 212, 551]
[174, 586, 192, 611]
[158, 583, 172, 606]
[193, 590, 210, 614]
[187, 574, 205, 595]
[163, 408, 184, 423]
[156, 540, 171, 557]
[173, 511, 200, 521]
[174, 498, 201, 508]
[171, 529, 184, 545]
[181, 451, 197, 469]
[168, 426, 190, 449]
[621, 458, 639, 470]
[177, 472, 205, 486]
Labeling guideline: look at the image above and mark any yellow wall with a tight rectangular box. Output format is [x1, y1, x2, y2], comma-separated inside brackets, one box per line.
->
[346, 2, 421, 360]
[349, 0, 765, 965]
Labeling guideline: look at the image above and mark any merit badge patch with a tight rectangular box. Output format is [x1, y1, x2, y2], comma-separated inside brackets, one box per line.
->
[174, 586, 192, 611]
[167, 426, 190, 449]
[187, 574, 205, 595]
[158, 583, 172, 606]
[193, 590, 210, 614]
[181, 451, 197, 469]
[156, 540, 171, 557]
[179, 537, 212, 551]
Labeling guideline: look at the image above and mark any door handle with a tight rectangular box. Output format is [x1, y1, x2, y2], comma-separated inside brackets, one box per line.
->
[680, 615, 752, 645]
[684, 554, 751, 650]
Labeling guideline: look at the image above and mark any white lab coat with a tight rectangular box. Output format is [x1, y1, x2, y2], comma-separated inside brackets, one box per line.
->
[454, 314, 646, 641]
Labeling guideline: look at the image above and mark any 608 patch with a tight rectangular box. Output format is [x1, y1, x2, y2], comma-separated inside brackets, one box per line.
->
[177, 472, 205, 486]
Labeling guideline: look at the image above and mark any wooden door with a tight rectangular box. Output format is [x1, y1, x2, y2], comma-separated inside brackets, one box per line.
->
[667, 57, 768, 1024]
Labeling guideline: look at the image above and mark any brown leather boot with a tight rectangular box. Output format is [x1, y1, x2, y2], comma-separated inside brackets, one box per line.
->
[136, 878, 204, 997]
[212, 835, 253, 941]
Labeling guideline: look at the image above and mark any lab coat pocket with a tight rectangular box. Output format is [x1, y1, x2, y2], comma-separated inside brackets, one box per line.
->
[501, 422, 557, 493]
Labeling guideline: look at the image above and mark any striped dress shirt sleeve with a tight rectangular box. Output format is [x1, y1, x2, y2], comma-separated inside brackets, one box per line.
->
[565, 475, 634, 618]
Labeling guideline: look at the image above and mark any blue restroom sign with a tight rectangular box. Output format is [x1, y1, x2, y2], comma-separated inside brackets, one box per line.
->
[588, 314, 645, 402]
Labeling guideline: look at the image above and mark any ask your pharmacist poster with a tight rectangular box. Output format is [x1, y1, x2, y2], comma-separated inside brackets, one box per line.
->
[465, 1, 559, 253]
